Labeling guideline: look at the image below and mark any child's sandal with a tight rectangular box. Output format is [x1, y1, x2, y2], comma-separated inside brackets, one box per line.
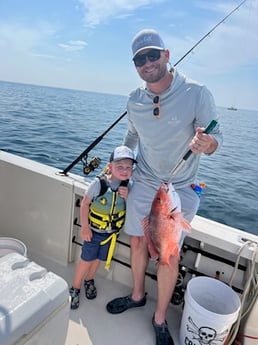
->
[84, 279, 97, 299]
[69, 287, 80, 309]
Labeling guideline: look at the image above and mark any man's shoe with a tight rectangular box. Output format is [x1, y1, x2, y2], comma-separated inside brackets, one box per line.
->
[152, 315, 174, 345]
[106, 293, 147, 314]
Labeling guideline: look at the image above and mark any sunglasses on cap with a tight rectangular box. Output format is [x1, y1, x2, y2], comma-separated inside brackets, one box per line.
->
[133, 49, 162, 67]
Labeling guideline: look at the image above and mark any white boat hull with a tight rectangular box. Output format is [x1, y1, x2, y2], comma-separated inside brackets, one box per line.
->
[0, 150, 257, 345]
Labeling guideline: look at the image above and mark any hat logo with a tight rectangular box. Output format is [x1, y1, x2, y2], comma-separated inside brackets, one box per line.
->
[135, 34, 154, 49]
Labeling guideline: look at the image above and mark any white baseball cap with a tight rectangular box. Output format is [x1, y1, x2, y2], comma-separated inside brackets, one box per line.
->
[110, 146, 137, 163]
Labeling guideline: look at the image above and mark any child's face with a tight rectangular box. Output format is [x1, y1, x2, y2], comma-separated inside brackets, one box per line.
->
[110, 159, 133, 180]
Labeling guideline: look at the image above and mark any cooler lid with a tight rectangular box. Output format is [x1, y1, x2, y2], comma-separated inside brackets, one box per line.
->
[0, 253, 69, 345]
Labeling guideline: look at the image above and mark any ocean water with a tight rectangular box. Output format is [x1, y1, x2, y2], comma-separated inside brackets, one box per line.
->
[0, 80, 257, 235]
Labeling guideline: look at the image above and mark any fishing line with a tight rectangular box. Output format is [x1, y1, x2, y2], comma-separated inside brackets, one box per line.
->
[61, 0, 248, 175]
[172, 0, 248, 67]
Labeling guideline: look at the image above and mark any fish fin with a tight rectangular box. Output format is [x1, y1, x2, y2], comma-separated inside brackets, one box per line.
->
[171, 212, 191, 233]
[174, 245, 180, 258]
[142, 216, 159, 260]
[180, 218, 191, 233]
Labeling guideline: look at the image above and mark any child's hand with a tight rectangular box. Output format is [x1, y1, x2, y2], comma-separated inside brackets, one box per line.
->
[118, 186, 128, 200]
[81, 225, 92, 242]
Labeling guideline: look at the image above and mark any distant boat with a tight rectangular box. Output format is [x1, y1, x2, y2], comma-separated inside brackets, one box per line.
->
[227, 106, 237, 111]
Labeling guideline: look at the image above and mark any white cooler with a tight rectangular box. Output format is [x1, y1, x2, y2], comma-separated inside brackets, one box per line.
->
[0, 253, 69, 345]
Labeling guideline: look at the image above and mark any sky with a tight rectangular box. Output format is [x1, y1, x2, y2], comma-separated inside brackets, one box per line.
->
[0, 0, 257, 111]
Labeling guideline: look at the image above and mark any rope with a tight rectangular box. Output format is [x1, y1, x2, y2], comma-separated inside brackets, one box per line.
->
[227, 240, 258, 345]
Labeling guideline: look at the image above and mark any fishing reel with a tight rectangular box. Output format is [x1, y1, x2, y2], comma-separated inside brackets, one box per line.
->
[82, 156, 101, 175]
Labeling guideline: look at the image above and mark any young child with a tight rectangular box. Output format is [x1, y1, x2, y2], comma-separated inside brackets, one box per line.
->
[70, 145, 136, 309]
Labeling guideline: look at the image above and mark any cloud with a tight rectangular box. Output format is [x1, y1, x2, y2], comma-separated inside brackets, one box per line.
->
[32, 53, 58, 60]
[58, 40, 87, 51]
[0, 21, 57, 57]
[77, 0, 163, 28]
[0, 23, 42, 52]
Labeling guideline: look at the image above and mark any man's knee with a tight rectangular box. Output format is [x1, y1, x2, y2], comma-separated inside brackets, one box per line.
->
[130, 235, 147, 251]
[169, 254, 179, 268]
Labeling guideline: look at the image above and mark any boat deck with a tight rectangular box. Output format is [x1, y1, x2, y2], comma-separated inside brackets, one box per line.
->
[34, 241, 182, 345]
[65, 273, 182, 345]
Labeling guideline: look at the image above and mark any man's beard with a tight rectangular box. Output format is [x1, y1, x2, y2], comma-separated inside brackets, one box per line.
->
[140, 64, 167, 84]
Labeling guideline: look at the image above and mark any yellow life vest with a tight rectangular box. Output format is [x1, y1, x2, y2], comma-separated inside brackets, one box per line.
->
[89, 177, 126, 232]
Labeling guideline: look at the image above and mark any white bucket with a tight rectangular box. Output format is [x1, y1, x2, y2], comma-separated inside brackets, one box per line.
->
[0, 237, 27, 257]
[179, 276, 241, 345]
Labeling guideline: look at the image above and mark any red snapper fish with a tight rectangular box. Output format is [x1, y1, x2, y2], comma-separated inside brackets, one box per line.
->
[142, 183, 191, 265]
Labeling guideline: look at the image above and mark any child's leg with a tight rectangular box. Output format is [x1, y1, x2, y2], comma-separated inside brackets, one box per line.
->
[85, 259, 101, 281]
[84, 259, 100, 299]
[70, 259, 100, 309]
[72, 259, 93, 289]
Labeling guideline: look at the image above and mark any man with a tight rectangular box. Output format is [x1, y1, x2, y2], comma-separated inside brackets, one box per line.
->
[106, 29, 223, 345]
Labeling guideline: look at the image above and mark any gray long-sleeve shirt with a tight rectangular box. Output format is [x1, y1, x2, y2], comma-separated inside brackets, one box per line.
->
[123, 68, 223, 189]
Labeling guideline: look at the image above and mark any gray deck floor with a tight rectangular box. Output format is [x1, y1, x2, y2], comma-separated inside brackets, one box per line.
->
[65, 274, 183, 345]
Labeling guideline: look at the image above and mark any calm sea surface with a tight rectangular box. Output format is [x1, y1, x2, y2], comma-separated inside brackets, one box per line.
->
[0, 80, 257, 235]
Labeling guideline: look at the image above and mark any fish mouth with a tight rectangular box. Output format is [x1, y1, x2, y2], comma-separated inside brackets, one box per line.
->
[161, 183, 169, 193]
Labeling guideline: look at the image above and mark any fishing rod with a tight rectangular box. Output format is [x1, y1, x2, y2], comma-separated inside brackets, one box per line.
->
[61, 0, 247, 175]
[60, 111, 127, 175]
[173, 0, 248, 67]
[168, 119, 218, 181]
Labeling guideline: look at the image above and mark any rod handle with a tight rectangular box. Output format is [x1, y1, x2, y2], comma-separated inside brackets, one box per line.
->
[203, 119, 218, 134]
[182, 119, 218, 160]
